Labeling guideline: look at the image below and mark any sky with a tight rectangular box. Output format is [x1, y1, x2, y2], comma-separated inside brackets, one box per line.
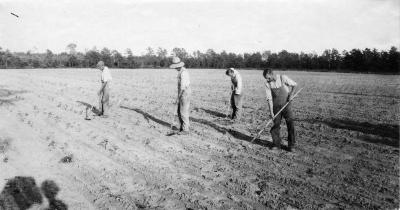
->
[0, 0, 399, 55]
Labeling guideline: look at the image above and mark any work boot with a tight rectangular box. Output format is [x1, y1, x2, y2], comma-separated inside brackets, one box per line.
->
[287, 146, 296, 152]
[178, 130, 190, 135]
[270, 146, 280, 152]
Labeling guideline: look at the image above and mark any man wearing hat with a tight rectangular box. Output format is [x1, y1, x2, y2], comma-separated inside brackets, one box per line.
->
[225, 67, 243, 121]
[170, 57, 191, 135]
[97, 60, 112, 118]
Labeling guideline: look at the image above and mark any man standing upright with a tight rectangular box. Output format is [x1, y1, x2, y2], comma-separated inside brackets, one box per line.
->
[170, 57, 191, 135]
[97, 61, 112, 118]
[263, 68, 297, 151]
[226, 68, 243, 121]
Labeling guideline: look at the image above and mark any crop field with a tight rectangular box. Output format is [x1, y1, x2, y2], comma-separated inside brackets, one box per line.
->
[0, 68, 399, 209]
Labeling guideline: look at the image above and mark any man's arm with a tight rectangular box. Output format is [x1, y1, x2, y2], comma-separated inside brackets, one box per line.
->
[265, 84, 274, 118]
[282, 75, 297, 101]
[177, 71, 189, 101]
[288, 86, 296, 101]
[235, 74, 243, 94]
[267, 98, 274, 118]
[98, 82, 107, 95]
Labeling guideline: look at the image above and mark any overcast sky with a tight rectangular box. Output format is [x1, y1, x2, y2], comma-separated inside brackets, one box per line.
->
[0, 0, 399, 55]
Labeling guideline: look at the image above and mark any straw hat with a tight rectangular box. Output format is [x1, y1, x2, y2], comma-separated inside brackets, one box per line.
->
[226, 67, 235, 75]
[169, 57, 185, 69]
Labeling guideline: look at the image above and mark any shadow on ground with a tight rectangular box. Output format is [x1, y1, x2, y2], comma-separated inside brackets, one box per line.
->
[298, 117, 399, 147]
[76, 101, 102, 115]
[190, 117, 273, 148]
[0, 88, 27, 106]
[198, 108, 228, 118]
[0, 176, 67, 210]
[325, 91, 400, 99]
[120, 106, 173, 128]
[120, 106, 271, 147]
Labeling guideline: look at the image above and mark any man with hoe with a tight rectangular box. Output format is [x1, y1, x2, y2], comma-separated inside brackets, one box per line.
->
[225, 68, 243, 121]
[263, 68, 297, 151]
[170, 57, 191, 135]
[97, 60, 112, 118]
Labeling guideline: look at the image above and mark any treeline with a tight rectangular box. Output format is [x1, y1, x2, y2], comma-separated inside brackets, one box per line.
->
[0, 44, 399, 73]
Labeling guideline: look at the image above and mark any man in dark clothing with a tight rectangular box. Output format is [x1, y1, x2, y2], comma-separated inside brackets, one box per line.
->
[263, 68, 297, 152]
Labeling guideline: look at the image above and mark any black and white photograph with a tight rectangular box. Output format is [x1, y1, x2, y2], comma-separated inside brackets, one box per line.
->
[0, 0, 399, 209]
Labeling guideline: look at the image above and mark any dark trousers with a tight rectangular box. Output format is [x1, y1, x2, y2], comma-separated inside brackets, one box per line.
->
[99, 86, 110, 115]
[270, 104, 295, 148]
[230, 93, 243, 119]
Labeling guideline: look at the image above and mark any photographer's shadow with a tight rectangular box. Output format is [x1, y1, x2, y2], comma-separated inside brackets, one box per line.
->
[0, 176, 67, 210]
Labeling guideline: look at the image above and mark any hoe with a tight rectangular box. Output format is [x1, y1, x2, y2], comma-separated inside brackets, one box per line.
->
[251, 88, 303, 142]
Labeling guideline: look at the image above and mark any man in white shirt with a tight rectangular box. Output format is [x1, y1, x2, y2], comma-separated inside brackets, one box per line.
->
[170, 57, 191, 135]
[97, 61, 112, 118]
[264, 68, 297, 152]
[225, 68, 243, 120]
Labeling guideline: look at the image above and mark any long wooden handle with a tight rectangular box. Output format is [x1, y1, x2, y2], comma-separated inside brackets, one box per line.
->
[251, 87, 303, 142]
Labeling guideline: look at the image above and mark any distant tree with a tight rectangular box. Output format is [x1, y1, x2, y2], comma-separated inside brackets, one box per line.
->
[111, 50, 124, 68]
[388, 46, 400, 73]
[172, 48, 189, 60]
[66, 43, 78, 67]
[125, 48, 135, 68]
[85, 48, 101, 67]
[44, 49, 54, 68]
[146, 47, 155, 57]
[66, 43, 77, 55]
[156, 47, 168, 67]
[100, 48, 112, 66]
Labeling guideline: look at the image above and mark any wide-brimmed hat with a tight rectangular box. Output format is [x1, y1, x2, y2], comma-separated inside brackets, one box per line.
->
[226, 67, 235, 75]
[169, 57, 185, 69]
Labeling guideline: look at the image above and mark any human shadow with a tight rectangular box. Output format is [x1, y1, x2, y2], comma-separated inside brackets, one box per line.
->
[76, 101, 101, 115]
[0, 176, 67, 210]
[120, 106, 177, 129]
[199, 108, 227, 118]
[41, 180, 68, 210]
[190, 117, 274, 148]
[325, 91, 400, 99]
[120, 105, 272, 147]
[298, 118, 399, 147]
[0, 88, 27, 106]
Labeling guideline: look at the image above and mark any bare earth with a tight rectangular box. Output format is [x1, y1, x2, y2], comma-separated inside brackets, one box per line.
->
[0, 68, 399, 209]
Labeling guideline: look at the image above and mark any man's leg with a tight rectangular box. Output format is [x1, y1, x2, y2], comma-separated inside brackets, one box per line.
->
[98, 92, 103, 115]
[231, 92, 237, 119]
[283, 105, 296, 149]
[234, 94, 243, 120]
[270, 108, 283, 148]
[177, 102, 183, 131]
[102, 88, 110, 116]
[180, 94, 191, 132]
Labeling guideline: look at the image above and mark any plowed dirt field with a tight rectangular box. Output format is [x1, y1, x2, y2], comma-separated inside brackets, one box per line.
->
[0, 69, 399, 209]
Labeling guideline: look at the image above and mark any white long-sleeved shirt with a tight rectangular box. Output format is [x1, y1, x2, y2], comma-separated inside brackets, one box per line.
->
[178, 67, 190, 92]
[101, 67, 112, 83]
[231, 70, 243, 95]
[265, 74, 297, 101]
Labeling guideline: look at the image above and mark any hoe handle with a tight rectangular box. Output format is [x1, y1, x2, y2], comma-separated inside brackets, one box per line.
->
[251, 88, 303, 142]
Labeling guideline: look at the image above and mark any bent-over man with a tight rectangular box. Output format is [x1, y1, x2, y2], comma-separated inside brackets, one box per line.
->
[225, 68, 243, 120]
[263, 68, 297, 151]
[170, 57, 191, 135]
[97, 61, 112, 118]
